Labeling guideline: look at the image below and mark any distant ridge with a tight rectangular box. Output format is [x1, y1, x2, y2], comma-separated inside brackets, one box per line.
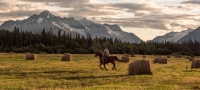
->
[178, 26, 200, 42]
[152, 28, 194, 42]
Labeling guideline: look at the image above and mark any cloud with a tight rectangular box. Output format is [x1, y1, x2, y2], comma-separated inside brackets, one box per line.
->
[0, 2, 6, 6]
[181, 0, 200, 4]
[109, 3, 155, 11]
[19, 0, 92, 7]
[0, 0, 200, 31]
[97, 13, 200, 30]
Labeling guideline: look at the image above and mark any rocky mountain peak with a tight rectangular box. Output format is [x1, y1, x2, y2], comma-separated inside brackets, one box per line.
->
[39, 10, 54, 18]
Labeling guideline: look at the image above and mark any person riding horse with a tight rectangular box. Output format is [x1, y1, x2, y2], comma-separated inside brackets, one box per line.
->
[95, 51, 121, 70]
[102, 47, 109, 63]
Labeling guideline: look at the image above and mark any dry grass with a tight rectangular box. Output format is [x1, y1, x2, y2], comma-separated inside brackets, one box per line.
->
[0, 53, 200, 89]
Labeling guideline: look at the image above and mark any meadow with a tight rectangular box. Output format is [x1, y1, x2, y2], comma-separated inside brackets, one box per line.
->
[0, 53, 200, 90]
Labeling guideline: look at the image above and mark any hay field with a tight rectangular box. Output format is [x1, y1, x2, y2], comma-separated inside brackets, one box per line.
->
[0, 53, 200, 90]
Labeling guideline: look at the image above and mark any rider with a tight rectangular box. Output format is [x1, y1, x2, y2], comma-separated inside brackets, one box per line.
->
[102, 47, 109, 63]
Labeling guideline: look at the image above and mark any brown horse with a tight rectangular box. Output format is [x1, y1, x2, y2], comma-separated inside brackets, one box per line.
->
[94, 51, 122, 70]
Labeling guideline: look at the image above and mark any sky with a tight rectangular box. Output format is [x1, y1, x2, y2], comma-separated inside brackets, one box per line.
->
[0, 0, 200, 41]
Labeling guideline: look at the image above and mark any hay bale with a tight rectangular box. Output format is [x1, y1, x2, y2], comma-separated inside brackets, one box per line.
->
[123, 54, 130, 57]
[131, 54, 134, 57]
[64, 53, 71, 56]
[24, 52, 29, 54]
[174, 55, 181, 58]
[190, 55, 195, 57]
[186, 56, 190, 59]
[26, 54, 36, 60]
[61, 53, 71, 61]
[128, 59, 153, 75]
[142, 55, 146, 58]
[154, 58, 159, 63]
[154, 58, 167, 64]
[191, 58, 200, 69]
[121, 56, 130, 62]
[167, 55, 170, 58]
[158, 58, 167, 64]
[121, 54, 130, 62]
[9, 52, 15, 54]
[156, 56, 162, 58]
[189, 57, 195, 61]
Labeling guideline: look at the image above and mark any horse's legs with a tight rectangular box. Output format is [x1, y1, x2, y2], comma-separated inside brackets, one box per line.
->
[111, 62, 117, 70]
[99, 63, 104, 70]
[103, 63, 108, 71]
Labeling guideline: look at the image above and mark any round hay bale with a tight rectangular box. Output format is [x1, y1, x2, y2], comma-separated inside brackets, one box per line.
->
[26, 54, 36, 60]
[128, 59, 153, 75]
[123, 54, 130, 57]
[24, 52, 29, 54]
[159, 58, 168, 64]
[191, 58, 200, 69]
[142, 55, 146, 58]
[167, 55, 170, 58]
[121, 56, 130, 62]
[186, 56, 190, 59]
[190, 55, 195, 57]
[9, 52, 15, 55]
[154, 58, 159, 63]
[64, 53, 70, 55]
[131, 54, 135, 57]
[174, 55, 181, 58]
[154, 58, 167, 64]
[61, 53, 71, 61]
[156, 56, 162, 58]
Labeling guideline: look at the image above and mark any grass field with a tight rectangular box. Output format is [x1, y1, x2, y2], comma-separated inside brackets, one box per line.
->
[0, 53, 200, 90]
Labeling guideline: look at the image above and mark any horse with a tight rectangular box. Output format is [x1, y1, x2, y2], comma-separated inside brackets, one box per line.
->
[94, 51, 122, 71]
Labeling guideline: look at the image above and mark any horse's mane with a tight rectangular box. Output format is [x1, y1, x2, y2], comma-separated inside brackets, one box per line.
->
[100, 52, 102, 54]
[99, 52, 103, 56]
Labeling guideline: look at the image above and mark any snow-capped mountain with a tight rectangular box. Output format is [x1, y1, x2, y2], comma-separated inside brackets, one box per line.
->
[152, 28, 194, 42]
[178, 26, 200, 42]
[0, 10, 86, 34]
[0, 10, 142, 43]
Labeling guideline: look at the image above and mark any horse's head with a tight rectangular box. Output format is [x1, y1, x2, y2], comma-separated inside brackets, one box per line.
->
[94, 51, 99, 57]
[94, 51, 103, 57]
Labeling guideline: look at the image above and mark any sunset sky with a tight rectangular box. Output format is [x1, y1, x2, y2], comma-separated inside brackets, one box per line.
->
[0, 0, 200, 41]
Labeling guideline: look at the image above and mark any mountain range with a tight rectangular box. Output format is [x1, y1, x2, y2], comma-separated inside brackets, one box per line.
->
[0, 10, 200, 43]
[0, 10, 142, 43]
[152, 28, 194, 42]
[152, 27, 200, 42]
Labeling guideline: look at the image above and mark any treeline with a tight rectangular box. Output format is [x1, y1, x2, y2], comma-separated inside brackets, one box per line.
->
[0, 27, 200, 56]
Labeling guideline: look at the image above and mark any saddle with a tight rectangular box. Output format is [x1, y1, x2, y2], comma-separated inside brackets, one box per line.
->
[104, 56, 109, 63]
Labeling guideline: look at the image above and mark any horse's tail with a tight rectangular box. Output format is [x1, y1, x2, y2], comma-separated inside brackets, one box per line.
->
[114, 56, 122, 62]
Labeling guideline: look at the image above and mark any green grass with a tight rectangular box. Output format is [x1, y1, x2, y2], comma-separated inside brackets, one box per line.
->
[0, 53, 200, 90]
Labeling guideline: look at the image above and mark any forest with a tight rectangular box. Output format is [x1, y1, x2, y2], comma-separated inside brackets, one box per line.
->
[0, 27, 200, 56]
